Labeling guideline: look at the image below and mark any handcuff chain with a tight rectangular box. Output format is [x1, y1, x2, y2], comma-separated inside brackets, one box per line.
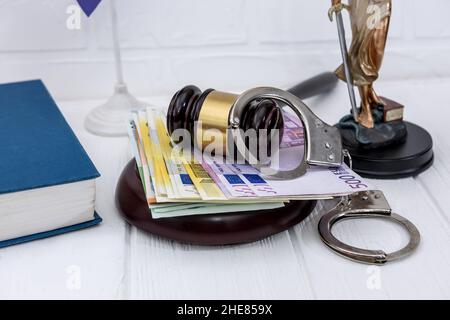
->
[342, 149, 353, 170]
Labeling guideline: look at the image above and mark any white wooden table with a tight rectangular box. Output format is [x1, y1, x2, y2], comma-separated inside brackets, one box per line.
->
[1, 79, 449, 300]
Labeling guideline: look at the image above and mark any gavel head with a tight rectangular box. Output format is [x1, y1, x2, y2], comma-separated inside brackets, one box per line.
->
[167, 85, 284, 158]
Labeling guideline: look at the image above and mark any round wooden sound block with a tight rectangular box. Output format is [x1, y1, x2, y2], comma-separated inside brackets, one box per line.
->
[115, 160, 316, 245]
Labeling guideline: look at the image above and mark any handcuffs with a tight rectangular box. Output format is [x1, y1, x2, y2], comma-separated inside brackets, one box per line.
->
[319, 190, 421, 265]
[229, 87, 343, 179]
[228, 87, 421, 265]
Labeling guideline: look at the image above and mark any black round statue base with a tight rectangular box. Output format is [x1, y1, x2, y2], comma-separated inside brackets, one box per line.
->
[115, 160, 316, 246]
[341, 122, 434, 179]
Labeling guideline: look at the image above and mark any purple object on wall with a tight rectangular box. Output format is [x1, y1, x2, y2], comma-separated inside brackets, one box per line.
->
[76, 0, 102, 17]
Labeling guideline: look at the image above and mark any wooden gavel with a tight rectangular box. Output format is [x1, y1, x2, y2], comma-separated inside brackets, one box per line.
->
[166, 72, 338, 158]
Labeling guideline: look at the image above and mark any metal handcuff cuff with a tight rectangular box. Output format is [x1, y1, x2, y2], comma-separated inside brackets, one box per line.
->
[228, 87, 420, 265]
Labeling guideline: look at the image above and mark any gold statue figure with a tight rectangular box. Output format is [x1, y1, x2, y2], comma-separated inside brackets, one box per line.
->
[329, 0, 392, 128]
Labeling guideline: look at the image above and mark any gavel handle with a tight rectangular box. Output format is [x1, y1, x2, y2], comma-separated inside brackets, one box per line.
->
[287, 72, 339, 100]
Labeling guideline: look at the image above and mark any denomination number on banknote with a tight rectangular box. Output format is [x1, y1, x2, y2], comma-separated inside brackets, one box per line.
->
[339, 175, 368, 189]
[330, 167, 368, 190]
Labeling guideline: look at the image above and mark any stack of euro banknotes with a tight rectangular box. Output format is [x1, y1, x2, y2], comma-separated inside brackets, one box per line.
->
[127, 108, 372, 219]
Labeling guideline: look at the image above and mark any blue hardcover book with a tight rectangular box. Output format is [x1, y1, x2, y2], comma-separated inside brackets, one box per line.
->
[0, 80, 102, 248]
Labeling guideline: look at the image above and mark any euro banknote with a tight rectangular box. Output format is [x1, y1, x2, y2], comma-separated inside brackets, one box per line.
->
[281, 111, 305, 148]
[126, 118, 156, 205]
[130, 112, 281, 217]
[199, 153, 372, 200]
[151, 202, 285, 219]
[148, 108, 201, 200]
[134, 111, 167, 200]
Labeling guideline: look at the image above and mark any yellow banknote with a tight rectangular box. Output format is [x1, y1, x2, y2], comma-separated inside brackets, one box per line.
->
[135, 111, 171, 201]
[182, 158, 227, 201]
[146, 111, 226, 201]
[150, 110, 201, 200]
[126, 118, 157, 205]
[140, 110, 177, 200]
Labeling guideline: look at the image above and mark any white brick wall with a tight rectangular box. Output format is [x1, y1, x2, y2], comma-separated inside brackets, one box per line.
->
[0, 0, 449, 100]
